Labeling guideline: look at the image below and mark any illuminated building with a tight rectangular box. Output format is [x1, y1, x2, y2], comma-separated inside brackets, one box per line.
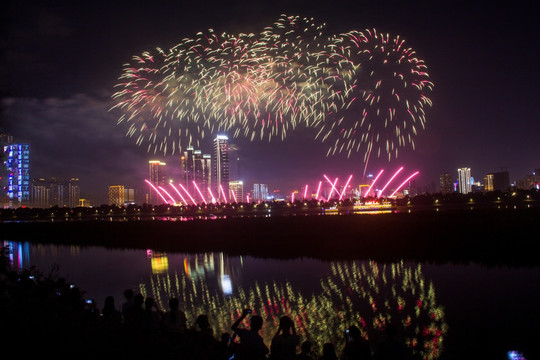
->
[32, 178, 50, 208]
[3, 143, 30, 205]
[212, 135, 229, 201]
[148, 160, 166, 204]
[228, 143, 240, 181]
[457, 168, 471, 194]
[229, 180, 243, 203]
[108, 185, 125, 206]
[484, 174, 494, 192]
[30, 177, 80, 207]
[68, 178, 80, 208]
[182, 148, 212, 201]
[253, 183, 268, 202]
[439, 173, 453, 194]
[515, 170, 540, 190]
[124, 188, 135, 205]
[78, 198, 90, 207]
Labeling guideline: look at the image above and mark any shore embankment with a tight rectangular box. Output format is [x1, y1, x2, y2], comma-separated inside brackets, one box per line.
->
[1, 207, 538, 266]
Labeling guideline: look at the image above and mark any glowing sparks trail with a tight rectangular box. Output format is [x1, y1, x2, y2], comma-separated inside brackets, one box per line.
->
[158, 186, 176, 204]
[179, 184, 197, 205]
[145, 180, 169, 204]
[193, 181, 207, 204]
[315, 181, 322, 201]
[339, 175, 353, 200]
[379, 167, 404, 197]
[169, 183, 188, 206]
[323, 175, 339, 200]
[390, 171, 419, 197]
[112, 15, 433, 163]
[365, 169, 384, 198]
[219, 185, 228, 203]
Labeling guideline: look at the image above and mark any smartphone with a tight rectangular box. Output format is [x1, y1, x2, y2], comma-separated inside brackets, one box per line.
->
[85, 299, 93, 304]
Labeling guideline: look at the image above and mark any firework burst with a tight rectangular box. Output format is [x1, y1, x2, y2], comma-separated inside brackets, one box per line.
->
[111, 17, 433, 162]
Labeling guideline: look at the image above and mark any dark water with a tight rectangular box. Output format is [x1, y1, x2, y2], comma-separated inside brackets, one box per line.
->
[4, 240, 539, 360]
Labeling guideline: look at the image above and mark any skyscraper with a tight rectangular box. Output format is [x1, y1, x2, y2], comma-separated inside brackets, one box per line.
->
[149, 160, 166, 203]
[213, 135, 229, 202]
[439, 173, 453, 194]
[457, 168, 471, 194]
[182, 148, 212, 201]
[3, 143, 30, 205]
[68, 178, 80, 208]
[229, 180, 243, 203]
[484, 174, 494, 192]
[108, 185, 125, 206]
[492, 171, 510, 191]
[32, 178, 50, 208]
[253, 183, 268, 202]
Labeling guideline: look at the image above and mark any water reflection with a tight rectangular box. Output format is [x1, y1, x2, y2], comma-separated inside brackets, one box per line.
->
[142, 251, 447, 359]
[4, 240, 447, 358]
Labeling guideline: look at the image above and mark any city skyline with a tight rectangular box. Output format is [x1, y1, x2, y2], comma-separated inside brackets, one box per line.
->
[1, 1, 539, 204]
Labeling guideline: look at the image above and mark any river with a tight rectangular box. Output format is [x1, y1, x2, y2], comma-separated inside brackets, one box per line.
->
[4, 240, 538, 360]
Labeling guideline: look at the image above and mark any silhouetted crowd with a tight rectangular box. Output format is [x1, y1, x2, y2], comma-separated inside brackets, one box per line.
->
[0, 260, 414, 360]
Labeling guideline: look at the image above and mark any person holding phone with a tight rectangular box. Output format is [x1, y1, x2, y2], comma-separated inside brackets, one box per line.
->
[231, 309, 269, 360]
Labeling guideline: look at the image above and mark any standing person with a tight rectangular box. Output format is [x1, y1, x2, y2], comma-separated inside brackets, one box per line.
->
[342, 325, 372, 360]
[121, 289, 134, 317]
[161, 297, 187, 335]
[319, 343, 338, 360]
[231, 309, 269, 360]
[161, 297, 187, 354]
[142, 297, 162, 335]
[270, 315, 300, 360]
[296, 341, 315, 360]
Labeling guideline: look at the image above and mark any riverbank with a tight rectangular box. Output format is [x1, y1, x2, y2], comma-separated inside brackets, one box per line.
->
[1, 207, 538, 266]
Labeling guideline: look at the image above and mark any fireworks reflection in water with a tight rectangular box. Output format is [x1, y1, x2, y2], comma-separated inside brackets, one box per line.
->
[141, 252, 447, 359]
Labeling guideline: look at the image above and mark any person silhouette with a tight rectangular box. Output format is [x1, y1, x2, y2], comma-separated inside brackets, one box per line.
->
[296, 340, 315, 360]
[270, 315, 300, 360]
[342, 325, 372, 360]
[231, 309, 269, 360]
[319, 343, 338, 360]
[161, 297, 187, 336]
[121, 289, 134, 317]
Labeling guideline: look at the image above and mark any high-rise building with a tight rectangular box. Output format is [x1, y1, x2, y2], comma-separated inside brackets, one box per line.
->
[181, 147, 195, 191]
[124, 188, 135, 205]
[182, 148, 212, 201]
[30, 177, 80, 207]
[229, 180, 243, 203]
[228, 144, 240, 181]
[32, 178, 50, 208]
[212, 135, 229, 202]
[439, 173, 453, 194]
[148, 160, 166, 203]
[253, 183, 268, 202]
[108, 185, 125, 206]
[484, 174, 494, 192]
[457, 168, 471, 194]
[68, 178, 80, 208]
[202, 154, 212, 199]
[3, 143, 30, 205]
[492, 171, 510, 191]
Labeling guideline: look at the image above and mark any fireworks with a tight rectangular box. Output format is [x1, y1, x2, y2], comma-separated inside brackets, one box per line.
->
[111, 15, 433, 162]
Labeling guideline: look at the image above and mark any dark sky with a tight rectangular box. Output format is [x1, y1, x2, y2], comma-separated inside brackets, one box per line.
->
[1, 0, 539, 203]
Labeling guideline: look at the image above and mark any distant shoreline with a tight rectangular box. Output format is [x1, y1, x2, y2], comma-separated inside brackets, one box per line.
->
[1, 206, 538, 267]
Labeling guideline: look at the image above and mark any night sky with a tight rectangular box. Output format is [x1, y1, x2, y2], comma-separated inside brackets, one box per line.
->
[2, 1, 539, 204]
